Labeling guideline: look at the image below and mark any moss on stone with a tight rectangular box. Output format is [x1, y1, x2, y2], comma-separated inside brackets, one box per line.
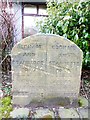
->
[42, 115, 53, 119]
[78, 96, 88, 107]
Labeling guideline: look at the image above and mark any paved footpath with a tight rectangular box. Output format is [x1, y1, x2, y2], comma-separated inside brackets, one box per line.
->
[10, 98, 89, 119]
[28, 106, 89, 119]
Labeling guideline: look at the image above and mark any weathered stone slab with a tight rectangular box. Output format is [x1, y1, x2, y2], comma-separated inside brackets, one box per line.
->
[77, 108, 88, 118]
[58, 107, 79, 118]
[34, 107, 54, 118]
[11, 34, 83, 106]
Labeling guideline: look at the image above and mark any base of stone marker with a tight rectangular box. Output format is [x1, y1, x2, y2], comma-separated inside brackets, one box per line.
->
[29, 97, 78, 108]
[13, 95, 30, 107]
[13, 95, 79, 108]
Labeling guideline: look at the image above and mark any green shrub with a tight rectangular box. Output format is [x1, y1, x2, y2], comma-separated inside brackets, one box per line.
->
[0, 96, 12, 119]
[37, 1, 90, 69]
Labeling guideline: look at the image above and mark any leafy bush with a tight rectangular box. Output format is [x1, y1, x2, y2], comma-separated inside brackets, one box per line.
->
[0, 96, 12, 119]
[37, 1, 90, 69]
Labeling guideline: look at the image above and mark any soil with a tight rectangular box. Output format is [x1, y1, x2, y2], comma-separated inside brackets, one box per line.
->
[80, 69, 90, 99]
[81, 69, 90, 80]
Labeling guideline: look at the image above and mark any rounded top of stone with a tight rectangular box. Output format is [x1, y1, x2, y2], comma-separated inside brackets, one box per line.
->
[11, 33, 83, 58]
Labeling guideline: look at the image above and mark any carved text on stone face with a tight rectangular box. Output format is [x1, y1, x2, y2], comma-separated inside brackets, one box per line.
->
[52, 44, 77, 49]
[17, 43, 42, 49]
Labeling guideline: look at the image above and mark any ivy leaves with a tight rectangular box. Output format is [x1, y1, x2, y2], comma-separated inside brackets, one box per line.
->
[37, 1, 90, 68]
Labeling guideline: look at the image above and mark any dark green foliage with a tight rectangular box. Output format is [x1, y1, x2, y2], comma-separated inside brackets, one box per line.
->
[37, 1, 90, 69]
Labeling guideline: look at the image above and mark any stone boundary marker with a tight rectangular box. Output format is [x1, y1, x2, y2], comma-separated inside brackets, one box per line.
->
[11, 34, 83, 106]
